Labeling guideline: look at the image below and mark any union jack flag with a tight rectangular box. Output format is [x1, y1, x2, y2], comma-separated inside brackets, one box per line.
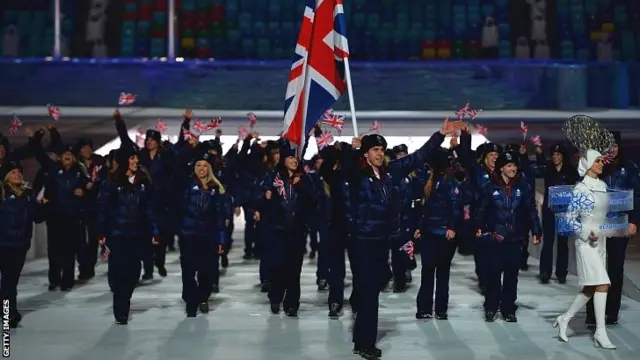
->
[530, 135, 542, 146]
[238, 126, 249, 140]
[183, 128, 196, 141]
[399, 240, 415, 260]
[9, 114, 21, 135]
[468, 109, 481, 120]
[98, 244, 110, 265]
[282, 0, 349, 148]
[463, 205, 470, 220]
[322, 111, 345, 131]
[118, 92, 136, 105]
[602, 152, 615, 164]
[455, 102, 470, 120]
[204, 117, 222, 131]
[476, 124, 488, 136]
[47, 104, 60, 120]
[520, 121, 528, 140]
[273, 176, 286, 198]
[155, 120, 167, 133]
[193, 120, 205, 133]
[247, 112, 258, 128]
[91, 165, 102, 182]
[315, 131, 334, 150]
[369, 121, 381, 133]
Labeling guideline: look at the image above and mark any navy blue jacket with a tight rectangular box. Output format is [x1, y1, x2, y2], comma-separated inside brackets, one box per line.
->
[305, 169, 331, 223]
[0, 186, 42, 249]
[259, 170, 313, 231]
[531, 155, 579, 212]
[421, 174, 463, 236]
[318, 145, 352, 228]
[36, 162, 88, 218]
[603, 159, 640, 226]
[177, 178, 229, 244]
[347, 132, 445, 240]
[475, 174, 542, 242]
[81, 154, 107, 213]
[96, 171, 160, 239]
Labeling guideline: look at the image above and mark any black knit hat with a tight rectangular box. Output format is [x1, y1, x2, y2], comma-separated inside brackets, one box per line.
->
[145, 129, 162, 143]
[496, 151, 519, 170]
[116, 144, 139, 168]
[74, 138, 94, 154]
[482, 143, 503, 156]
[0, 161, 22, 180]
[392, 144, 408, 155]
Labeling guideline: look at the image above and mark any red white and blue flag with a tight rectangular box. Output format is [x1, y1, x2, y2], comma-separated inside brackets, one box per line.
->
[282, 0, 349, 148]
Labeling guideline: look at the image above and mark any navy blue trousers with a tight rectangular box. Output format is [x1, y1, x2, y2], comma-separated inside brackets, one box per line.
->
[0, 247, 28, 315]
[179, 236, 219, 309]
[539, 211, 569, 279]
[417, 233, 457, 314]
[483, 241, 521, 315]
[352, 237, 389, 347]
[267, 228, 305, 309]
[78, 211, 99, 275]
[313, 221, 330, 280]
[46, 214, 83, 288]
[327, 224, 352, 307]
[242, 205, 257, 256]
[108, 237, 147, 319]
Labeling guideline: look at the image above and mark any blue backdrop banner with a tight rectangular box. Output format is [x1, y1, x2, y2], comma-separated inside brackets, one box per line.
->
[0, 59, 637, 110]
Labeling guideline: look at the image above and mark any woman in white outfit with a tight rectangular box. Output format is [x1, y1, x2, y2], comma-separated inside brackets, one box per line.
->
[552, 149, 616, 349]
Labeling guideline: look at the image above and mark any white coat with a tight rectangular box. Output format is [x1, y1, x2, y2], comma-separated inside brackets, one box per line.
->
[569, 175, 611, 286]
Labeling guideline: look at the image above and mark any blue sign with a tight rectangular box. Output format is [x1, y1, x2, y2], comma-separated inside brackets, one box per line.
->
[548, 186, 633, 213]
[555, 213, 629, 237]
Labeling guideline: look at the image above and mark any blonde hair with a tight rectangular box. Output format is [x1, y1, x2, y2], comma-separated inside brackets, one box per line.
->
[2, 171, 27, 200]
[194, 160, 225, 194]
[423, 169, 436, 199]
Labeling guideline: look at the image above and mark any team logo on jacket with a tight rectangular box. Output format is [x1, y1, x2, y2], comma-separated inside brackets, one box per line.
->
[492, 190, 499, 196]
[516, 189, 521, 197]
[484, 174, 489, 178]
[454, 188, 459, 195]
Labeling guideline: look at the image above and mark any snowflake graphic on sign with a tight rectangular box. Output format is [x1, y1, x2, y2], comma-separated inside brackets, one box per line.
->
[555, 214, 583, 236]
[567, 191, 595, 214]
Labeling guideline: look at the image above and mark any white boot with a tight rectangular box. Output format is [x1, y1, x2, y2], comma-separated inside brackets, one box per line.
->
[553, 293, 591, 342]
[593, 292, 616, 349]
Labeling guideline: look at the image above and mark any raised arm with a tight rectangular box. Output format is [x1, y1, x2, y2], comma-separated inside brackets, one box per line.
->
[112, 110, 135, 147]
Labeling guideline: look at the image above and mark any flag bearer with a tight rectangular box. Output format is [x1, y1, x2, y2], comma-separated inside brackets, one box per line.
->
[256, 147, 312, 317]
[0, 162, 44, 328]
[97, 145, 160, 325]
[475, 151, 542, 323]
[347, 118, 462, 360]
[177, 152, 229, 317]
[415, 149, 463, 320]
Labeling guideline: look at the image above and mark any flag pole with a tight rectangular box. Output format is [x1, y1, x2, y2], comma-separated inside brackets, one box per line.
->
[343, 57, 358, 137]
